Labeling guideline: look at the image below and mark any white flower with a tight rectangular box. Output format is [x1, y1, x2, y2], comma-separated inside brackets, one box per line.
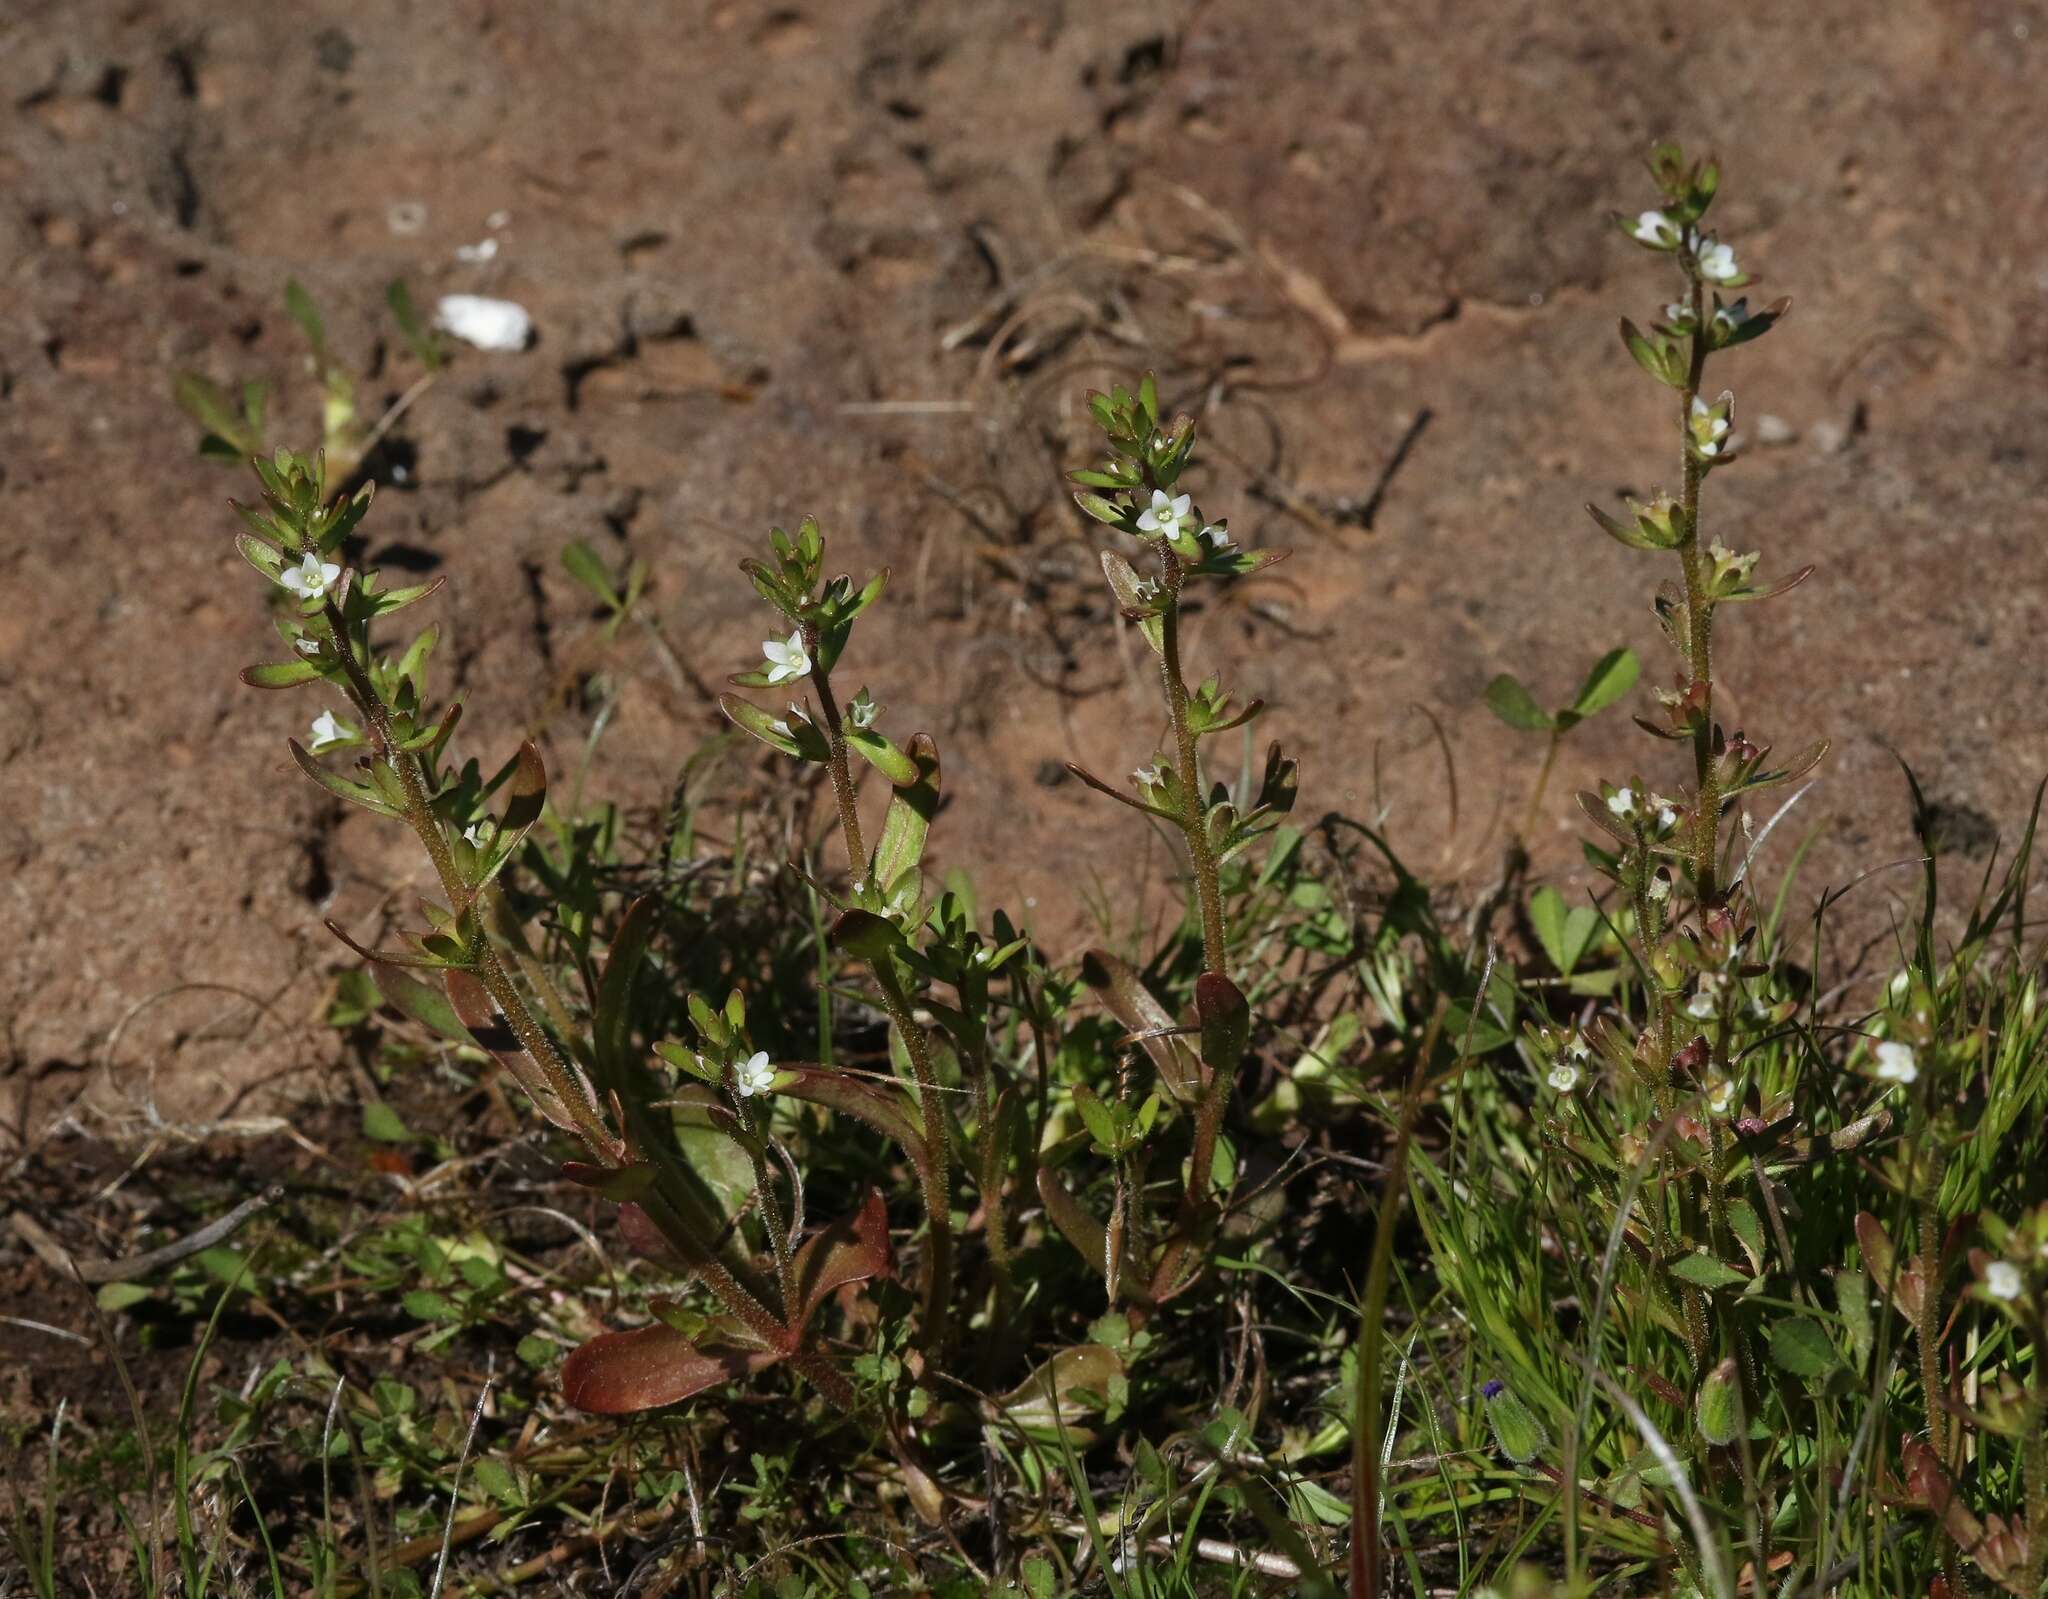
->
[1565, 1035, 1592, 1062]
[1687, 989, 1718, 1020]
[1658, 804, 1678, 829]
[1134, 489, 1192, 540]
[761, 630, 811, 685]
[1874, 1040, 1919, 1084]
[768, 717, 792, 739]
[1133, 576, 1162, 602]
[1984, 1261, 2023, 1302]
[1691, 397, 1730, 440]
[1647, 873, 1671, 902]
[1200, 523, 1235, 555]
[462, 822, 486, 846]
[1632, 210, 1674, 245]
[295, 635, 323, 655]
[1151, 431, 1172, 453]
[1707, 1078, 1736, 1115]
[1133, 764, 1160, 787]
[733, 1051, 777, 1098]
[1697, 241, 1740, 282]
[1664, 301, 1692, 324]
[280, 552, 341, 602]
[1607, 787, 1635, 818]
[1547, 1062, 1580, 1094]
[308, 710, 348, 751]
[971, 945, 993, 966]
[847, 693, 879, 730]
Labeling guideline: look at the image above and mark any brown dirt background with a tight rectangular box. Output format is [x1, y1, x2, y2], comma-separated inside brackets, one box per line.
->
[4, 0, 2045, 1145]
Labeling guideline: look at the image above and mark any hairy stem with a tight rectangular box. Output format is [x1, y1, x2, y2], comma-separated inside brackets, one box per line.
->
[808, 647, 868, 871]
[1158, 553, 1228, 976]
[872, 963, 954, 1355]
[1677, 273, 1722, 909]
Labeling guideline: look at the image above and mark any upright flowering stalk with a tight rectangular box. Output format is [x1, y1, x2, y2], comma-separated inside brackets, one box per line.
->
[1562, 147, 1823, 1579]
[1063, 377, 1297, 1299]
[230, 449, 892, 1419]
[720, 519, 1023, 1358]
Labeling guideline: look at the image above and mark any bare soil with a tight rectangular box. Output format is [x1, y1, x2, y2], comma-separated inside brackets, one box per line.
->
[5, 0, 2046, 1141]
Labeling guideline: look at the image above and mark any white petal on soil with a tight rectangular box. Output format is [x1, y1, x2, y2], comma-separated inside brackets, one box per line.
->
[435, 294, 533, 351]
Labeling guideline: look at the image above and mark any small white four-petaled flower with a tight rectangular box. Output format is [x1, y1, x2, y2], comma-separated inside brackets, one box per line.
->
[280, 552, 341, 602]
[1648, 873, 1671, 903]
[733, 1051, 777, 1098]
[1687, 989, 1718, 1020]
[462, 822, 487, 847]
[1200, 523, 1235, 555]
[295, 635, 323, 656]
[1984, 1261, 2023, 1302]
[1697, 241, 1740, 282]
[1133, 764, 1160, 787]
[1874, 1040, 1919, 1084]
[1607, 787, 1636, 818]
[1135, 489, 1192, 541]
[1547, 1062, 1580, 1094]
[761, 630, 811, 685]
[309, 710, 348, 751]
[1632, 210, 1675, 245]
[848, 694, 879, 729]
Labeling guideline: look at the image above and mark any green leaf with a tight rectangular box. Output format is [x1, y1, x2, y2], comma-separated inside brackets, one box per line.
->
[1482, 1383, 1552, 1464]
[561, 540, 622, 610]
[1484, 674, 1553, 733]
[239, 659, 325, 690]
[847, 728, 919, 785]
[1072, 491, 1129, 527]
[386, 279, 445, 371]
[1071, 1085, 1122, 1153]
[1768, 1317, 1837, 1380]
[284, 278, 330, 368]
[289, 739, 403, 817]
[1566, 647, 1639, 720]
[470, 1457, 519, 1505]
[871, 733, 940, 898]
[1620, 318, 1683, 388]
[97, 1281, 154, 1312]
[1528, 886, 1599, 976]
[1668, 1251, 1748, 1291]
[402, 1289, 461, 1323]
[1696, 1359, 1743, 1445]
[362, 1100, 414, 1143]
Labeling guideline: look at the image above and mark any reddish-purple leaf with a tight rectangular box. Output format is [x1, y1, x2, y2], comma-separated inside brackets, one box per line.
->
[1081, 949, 1203, 1102]
[560, 1324, 780, 1414]
[1194, 972, 1250, 1076]
[777, 1068, 929, 1173]
[787, 1188, 894, 1346]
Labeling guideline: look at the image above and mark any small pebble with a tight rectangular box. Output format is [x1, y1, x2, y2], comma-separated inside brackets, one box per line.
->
[387, 199, 427, 236]
[455, 237, 500, 263]
[1808, 419, 1849, 455]
[436, 294, 533, 351]
[1755, 413, 1797, 446]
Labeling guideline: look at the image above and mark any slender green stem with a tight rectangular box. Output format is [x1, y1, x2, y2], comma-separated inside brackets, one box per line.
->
[807, 644, 868, 871]
[1518, 729, 1564, 847]
[1677, 273, 1723, 910]
[1157, 553, 1228, 976]
[871, 963, 954, 1353]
